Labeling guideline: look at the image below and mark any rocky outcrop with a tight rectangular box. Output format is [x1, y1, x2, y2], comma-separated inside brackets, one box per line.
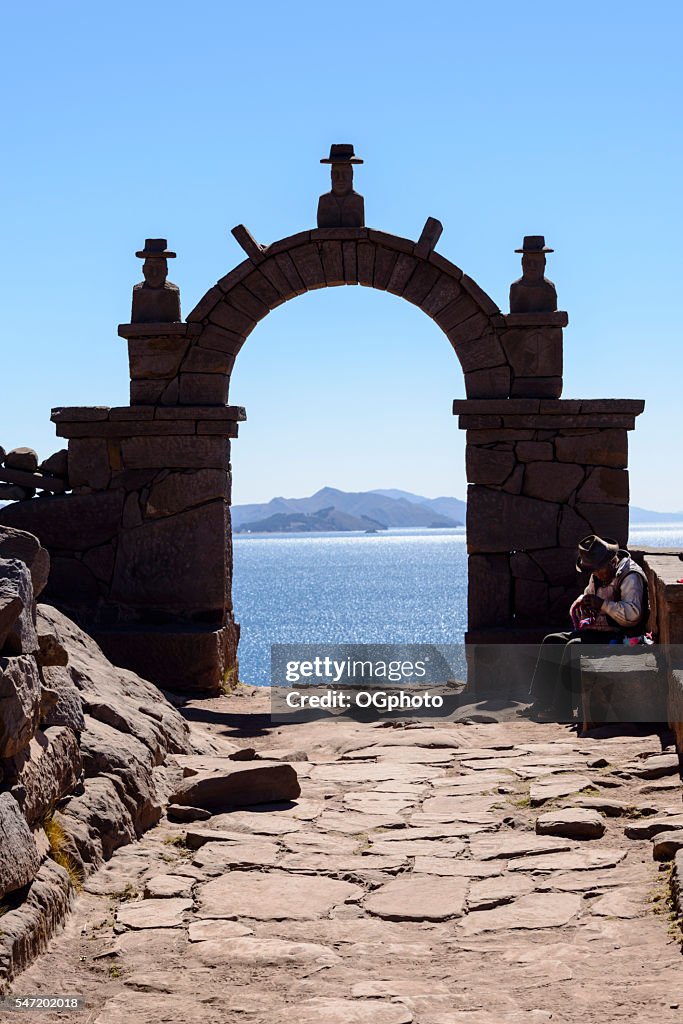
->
[0, 526, 208, 994]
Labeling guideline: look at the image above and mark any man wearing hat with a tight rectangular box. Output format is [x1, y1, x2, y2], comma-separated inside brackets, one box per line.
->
[317, 144, 365, 229]
[527, 534, 649, 721]
[509, 236, 558, 314]
[131, 239, 181, 324]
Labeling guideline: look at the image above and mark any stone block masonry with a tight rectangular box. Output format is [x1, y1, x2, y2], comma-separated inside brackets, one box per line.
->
[0, 405, 245, 695]
[454, 398, 644, 636]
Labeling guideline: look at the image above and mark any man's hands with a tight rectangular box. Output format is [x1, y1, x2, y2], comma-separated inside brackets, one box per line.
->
[580, 593, 604, 613]
[570, 592, 604, 626]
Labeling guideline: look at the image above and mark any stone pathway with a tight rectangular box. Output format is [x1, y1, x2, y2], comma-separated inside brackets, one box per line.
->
[13, 690, 683, 1023]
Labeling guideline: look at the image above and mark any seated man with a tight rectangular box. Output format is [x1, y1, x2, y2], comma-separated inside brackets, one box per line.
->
[527, 534, 649, 721]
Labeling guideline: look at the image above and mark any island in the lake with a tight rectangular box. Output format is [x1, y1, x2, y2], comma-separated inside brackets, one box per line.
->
[233, 487, 463, 533]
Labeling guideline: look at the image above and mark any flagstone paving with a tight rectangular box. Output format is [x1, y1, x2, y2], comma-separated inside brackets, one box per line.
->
[12, 689, 683, 1022]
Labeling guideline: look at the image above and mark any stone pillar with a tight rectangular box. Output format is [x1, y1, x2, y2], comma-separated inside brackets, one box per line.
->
[491, 312, 565, 399]
[0, 402, 245, 694]
[119, 323, 232, 406]
[454, 397, 645, 645]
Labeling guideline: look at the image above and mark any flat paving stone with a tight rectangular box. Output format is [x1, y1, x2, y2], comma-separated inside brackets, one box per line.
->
[364, 875, 467, 921]
[653, 831, 683, 861]
[187, 920, 253, 941]
[196, 871, 362, 920]
[459, 892, 582, 934]
[624, 815, 683, 840]
[208, 811, 303, 834]
[343, 792, 416, 814]
[280, 853, 406, 875]
[272, 999, 414, 1024]
[508, 848, 627, 872]
[590, 887, 647, 919]
[191, 840, 280, 868]
[469, 833, 574, 860]
[116, 898, 193, 930]
[191, 936, 340, 964]
[368, 839, 467, 857]
[412, 856, 504, 877]
[144, 874, 194, 898]
[530, 774, 594, 804]
[342, 745, 455, 763]
[467, 874, 534, 910]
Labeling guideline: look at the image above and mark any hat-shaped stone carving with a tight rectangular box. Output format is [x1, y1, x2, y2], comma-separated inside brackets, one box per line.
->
[320, 143, 363, 164]
[515, 235, 554, 254]
[135, 238, 177, 259]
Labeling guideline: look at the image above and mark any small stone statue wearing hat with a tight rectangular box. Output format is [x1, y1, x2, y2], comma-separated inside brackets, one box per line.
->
[509, 236, 558, 314]
[317, 144, 365, 229]
[131, 239, 181, 324]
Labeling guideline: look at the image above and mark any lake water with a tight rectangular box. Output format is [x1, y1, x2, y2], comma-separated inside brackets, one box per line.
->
[232, 522, 683, 686]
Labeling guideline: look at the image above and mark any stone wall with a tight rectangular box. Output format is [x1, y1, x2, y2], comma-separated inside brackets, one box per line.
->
[456, 398, 644, 639]
[631, 549, 683, 761]
[0, 405, 244, 694]
[0, 526, 205, 992]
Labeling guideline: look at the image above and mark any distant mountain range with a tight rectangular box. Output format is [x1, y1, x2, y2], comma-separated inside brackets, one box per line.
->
[232, 487, 464, 533]
[232, 487, 682, 534]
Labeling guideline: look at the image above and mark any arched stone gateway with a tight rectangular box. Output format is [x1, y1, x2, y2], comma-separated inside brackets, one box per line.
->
[0, 152, 644, 693]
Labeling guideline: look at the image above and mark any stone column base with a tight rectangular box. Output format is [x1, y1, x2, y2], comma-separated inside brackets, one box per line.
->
[93, 621, 240, 695]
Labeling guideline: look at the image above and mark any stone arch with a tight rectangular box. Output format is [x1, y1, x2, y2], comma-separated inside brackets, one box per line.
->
[176, 227, 513, 403]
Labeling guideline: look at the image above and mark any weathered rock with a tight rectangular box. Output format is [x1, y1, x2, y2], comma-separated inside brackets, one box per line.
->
[0, 527, 50, 597]
[0, 792, 40, 899]
[197, 871, 361, 920]
[623, 753, 679, 779]
[191, 839, 279, 869]
[170, 762, 300, 811]
[0, 858, 73, 992]
[364, 875, 467, 921]
[39, 450, 69, 479]
[38, 665, 85, 732]
[166, 804, 211, 823]
[624, 816, 683, 840]
[0, 654, 42, 758]
[535, 808, 606, 839]
[652, 831, 683, 861]
[187, 919, 253, 941]
[0, 559, 37, 655]
[36, 632, 68, 668]
[4, 727, 82, 826]
[4, 448, 38, 473]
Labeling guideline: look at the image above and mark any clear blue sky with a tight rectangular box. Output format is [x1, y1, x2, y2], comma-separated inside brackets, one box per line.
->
[2, 2, 681, 509]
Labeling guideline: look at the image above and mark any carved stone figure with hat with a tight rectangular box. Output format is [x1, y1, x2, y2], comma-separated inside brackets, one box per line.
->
[509, 235, 558, 314]
[524, 532, 649, 723]
[131, 239, 182, 324]
[317, 144, 365, 229]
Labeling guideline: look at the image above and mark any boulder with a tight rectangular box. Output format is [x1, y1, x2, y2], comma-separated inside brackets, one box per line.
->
[38, 450, 68, 480]
[535, 808, 606, 840]
[170, 762, 301, 811]
[2, 727, 82, 826]
[0, 655, 42, 758]
[0, 792, 40, 899]
[166, 804, 211, 823]
[4, 448, 38, 473]
[0, 593, 23, 652]
[0, 559, 37, 655]
[0, 527, 50, 598]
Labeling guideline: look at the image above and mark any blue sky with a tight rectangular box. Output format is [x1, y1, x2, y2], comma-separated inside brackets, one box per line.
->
[2, 1, 681, 509]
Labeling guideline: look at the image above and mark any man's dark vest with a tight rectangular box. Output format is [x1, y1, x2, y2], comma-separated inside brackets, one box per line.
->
[600, 556, 650, 637]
